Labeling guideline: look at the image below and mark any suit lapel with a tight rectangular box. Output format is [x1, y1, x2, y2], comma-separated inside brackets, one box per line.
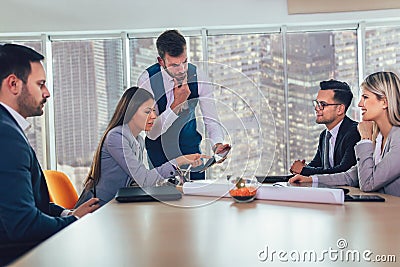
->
[0, 104, 30, 146]
[332, 116, 351, 164]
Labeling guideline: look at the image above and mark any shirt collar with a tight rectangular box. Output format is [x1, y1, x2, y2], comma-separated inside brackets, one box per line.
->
[328, 119, 343, 140]
[0, 101, 31, 132]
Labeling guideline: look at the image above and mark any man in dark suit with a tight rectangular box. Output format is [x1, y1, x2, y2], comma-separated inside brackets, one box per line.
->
[0, 44, 100, 265]
[290, 79, 361, 176]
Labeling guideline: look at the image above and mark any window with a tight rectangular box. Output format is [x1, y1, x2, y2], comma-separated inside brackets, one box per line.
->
[207, 33, 281, 177]
[286, 31, 358, 168]
[365, 26, 400, 76]
[5, 22, 399, 188]
[52, 39, 123, 192]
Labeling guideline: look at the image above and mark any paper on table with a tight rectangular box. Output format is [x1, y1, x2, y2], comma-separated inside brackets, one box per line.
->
[182, 181, 344, 205]
[256, 184, 344, 205]
[182, 180, 231, 198]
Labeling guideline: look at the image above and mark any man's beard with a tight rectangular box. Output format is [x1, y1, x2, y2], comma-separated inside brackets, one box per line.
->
[163, 66, 186, 82]
[17, 84, 45, 117]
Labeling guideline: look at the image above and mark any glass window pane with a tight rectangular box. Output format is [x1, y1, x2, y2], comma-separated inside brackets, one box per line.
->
[207, 33, 281, 177]
[130, 37, 157, 85]
[286, 31, 358, 167]
[52, 39, 123, 192]
[366, 27, 400, 75]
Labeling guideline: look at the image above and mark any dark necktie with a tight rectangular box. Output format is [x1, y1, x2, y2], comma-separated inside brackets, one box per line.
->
[323, 131, 332, 169]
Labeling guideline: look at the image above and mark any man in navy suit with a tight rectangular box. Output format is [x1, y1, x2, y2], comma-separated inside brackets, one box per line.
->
[0, 44, 100, 265]
[290, 79, 361, 176]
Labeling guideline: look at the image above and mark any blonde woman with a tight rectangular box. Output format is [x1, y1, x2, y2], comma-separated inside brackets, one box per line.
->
[290, 71, 400, 196]
[76, 87, 205, 206]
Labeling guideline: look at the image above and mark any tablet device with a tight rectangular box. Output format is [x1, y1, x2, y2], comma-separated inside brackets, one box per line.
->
[256, 174, 294, 183]
[345, 195, 385, 202]
[115, 186, 182, 203]
[197, 145, 232, 173]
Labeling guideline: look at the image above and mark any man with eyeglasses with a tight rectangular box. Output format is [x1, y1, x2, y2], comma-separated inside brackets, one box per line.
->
[138, 29, 229, 180]
[290, 79, 360, 176]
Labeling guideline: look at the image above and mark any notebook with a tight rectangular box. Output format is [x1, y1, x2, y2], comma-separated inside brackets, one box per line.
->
[255, 174, 294, 183]
[115, 186, 182, 203]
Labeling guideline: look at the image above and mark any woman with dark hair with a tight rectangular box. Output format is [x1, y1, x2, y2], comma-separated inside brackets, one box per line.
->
[290, 71, 400, 196]
[76, 87, 204, 206]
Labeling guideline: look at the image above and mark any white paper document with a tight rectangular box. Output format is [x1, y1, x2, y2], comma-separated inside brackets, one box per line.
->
[182, 181, 344, 205]
[182, 180, 231, 197]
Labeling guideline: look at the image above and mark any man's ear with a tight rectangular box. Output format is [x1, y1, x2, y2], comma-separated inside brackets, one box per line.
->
[4, 75, 20, 95]
[337, 104, 345, 116]
[157, 56, 165, 68]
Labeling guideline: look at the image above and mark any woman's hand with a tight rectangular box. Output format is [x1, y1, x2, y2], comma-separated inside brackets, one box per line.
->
[176, 153, 209, 167]
[358, 121, 374, 140]
[288, 174, 312, 183]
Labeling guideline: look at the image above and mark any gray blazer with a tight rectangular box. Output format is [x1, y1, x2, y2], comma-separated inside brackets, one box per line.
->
[317, 126, 400, 197]
[76, 125, 176, 206]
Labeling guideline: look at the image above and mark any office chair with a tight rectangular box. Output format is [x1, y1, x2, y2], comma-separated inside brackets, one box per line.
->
[43, 170, 79, 209]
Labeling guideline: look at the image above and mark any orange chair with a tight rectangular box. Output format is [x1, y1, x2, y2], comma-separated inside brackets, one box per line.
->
[43, 170, 79, 209]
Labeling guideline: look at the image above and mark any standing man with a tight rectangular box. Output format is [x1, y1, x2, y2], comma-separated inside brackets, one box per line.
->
[138, 30, 229, 180]
[290, 79, 360, 176]
[0, 44, 99, 265]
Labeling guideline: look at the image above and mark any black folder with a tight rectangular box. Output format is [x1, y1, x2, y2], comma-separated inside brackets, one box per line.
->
[255, 174, 294, 183]
[115, 186, 182, 203]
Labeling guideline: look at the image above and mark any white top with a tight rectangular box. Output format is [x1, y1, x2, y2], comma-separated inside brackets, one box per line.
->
[138, 66, 224, 146]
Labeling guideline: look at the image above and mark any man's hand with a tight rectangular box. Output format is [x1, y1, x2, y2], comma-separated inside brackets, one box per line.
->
[72, 198, 100, 219]
[213, 143, 231, 163]
[288, 174, 312, 184]
[170, 76, 190, 114]
[290, 159, 306, 174]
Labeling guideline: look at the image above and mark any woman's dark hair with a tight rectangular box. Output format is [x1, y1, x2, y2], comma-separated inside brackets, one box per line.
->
[83, 87, 153, 189]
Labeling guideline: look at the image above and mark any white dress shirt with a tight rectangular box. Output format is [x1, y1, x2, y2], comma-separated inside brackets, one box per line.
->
[0, 101, 31, 140]
[311, 119, 343, 183]
[138, 66, 224, 146]
[327, 120, 343, 167]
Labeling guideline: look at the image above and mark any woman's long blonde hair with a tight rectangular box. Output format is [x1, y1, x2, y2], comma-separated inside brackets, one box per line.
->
[361, 71, 400, 141]
[83, 87, 154, 190]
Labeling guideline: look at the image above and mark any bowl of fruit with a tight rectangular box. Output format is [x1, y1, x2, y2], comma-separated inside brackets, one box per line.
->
[228, 177, 259, 203]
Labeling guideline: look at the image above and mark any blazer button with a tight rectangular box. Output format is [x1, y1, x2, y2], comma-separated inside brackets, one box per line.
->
[170, 171, 174, 175]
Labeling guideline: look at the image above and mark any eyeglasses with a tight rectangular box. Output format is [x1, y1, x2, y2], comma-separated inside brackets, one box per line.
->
[312, 100, 342, 110]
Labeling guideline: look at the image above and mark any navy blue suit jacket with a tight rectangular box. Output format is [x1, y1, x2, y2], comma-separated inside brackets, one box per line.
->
[300, 116, 361, 176]
[0, 105, 76, 262]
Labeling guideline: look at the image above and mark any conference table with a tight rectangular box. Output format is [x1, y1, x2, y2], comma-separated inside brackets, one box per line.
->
[11, 187, 400, 266]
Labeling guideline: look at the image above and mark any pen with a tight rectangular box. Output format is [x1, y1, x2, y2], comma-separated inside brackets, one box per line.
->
[176, 166, 186, 184]
[184, 164, 192, 178]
